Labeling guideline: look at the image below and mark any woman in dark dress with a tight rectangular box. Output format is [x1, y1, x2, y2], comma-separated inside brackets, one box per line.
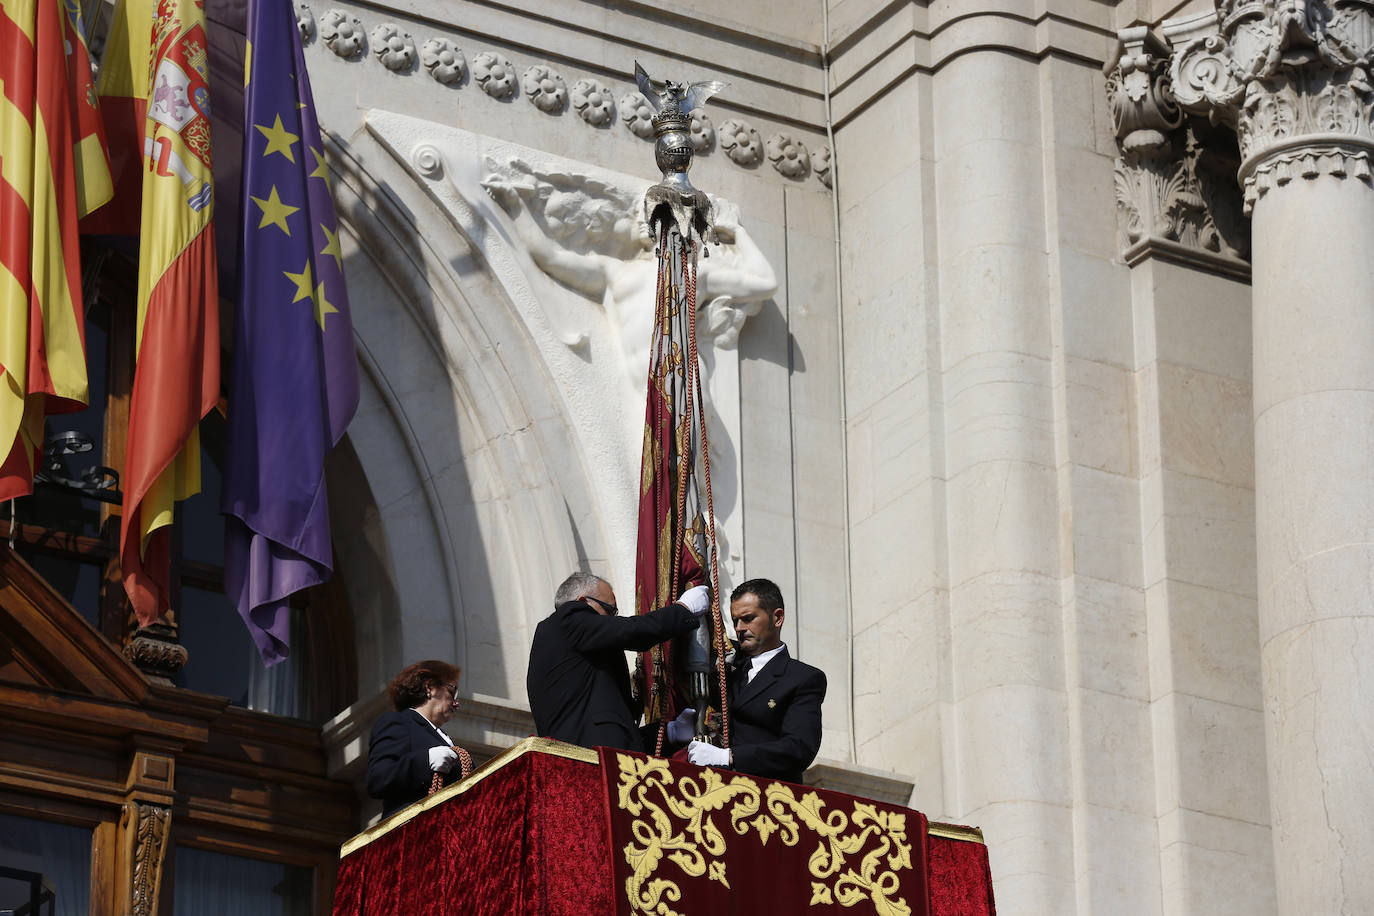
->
[365, 660, 473, 817]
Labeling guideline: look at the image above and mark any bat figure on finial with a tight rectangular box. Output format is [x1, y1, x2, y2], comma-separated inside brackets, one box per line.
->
[635, 60, 729, 245]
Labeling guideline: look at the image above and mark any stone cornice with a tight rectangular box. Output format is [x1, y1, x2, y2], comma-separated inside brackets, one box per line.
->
[827, 0, 1119, 125]
[320, 0, 825, 118]
[301, 1, 834, 189]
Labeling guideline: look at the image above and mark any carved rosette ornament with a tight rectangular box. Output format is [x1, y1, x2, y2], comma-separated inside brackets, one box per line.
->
[1171, 0, 1374, 212]
[370, 23, 416, 72]
[689, 111, 714, 152]
[473, 51, 517, 99]
[320, 9, 364, 59]
[1108, 27, 1249, 259]
[620, 92, 656, 138]
[719, 119, 762, 166]
[572, 78, 615, 126]
[296, 3, 315, 43]
[421, 38, 465, 85]
[766, 133, 810, 178]
[814, 145, 833, 188]
[522, 65, 568, 113]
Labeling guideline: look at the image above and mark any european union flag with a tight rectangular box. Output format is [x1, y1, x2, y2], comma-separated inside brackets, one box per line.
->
[223, 0, 359, 664]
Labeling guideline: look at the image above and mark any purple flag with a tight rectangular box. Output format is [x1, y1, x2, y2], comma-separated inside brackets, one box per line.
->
[223, 0, 360, 664]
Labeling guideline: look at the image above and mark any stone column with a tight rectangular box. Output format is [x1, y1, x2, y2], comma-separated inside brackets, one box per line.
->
[932, 46, 1074, 912]
[1173, 5, 1374, 911]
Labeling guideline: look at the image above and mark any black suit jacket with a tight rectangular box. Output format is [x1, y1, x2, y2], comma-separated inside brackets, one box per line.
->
[366, 708, 456, 818]
[728, 646, 826, 784]
[527, 599, 699, 753]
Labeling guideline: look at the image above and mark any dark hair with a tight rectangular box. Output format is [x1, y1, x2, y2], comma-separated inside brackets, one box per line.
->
[388, 659, 461, 711]
[730, 578, 784, 613]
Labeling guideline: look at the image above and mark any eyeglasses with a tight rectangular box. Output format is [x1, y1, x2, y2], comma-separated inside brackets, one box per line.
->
[440, 683, 459, 701]
[585, 596, 618, 614]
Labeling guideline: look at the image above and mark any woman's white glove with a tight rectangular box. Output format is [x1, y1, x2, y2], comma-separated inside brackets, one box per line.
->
[428, 745, 459, 773]
[687, 740, 730, 768]
[667, 708, 696, 744]
[677, 585, 711, 615]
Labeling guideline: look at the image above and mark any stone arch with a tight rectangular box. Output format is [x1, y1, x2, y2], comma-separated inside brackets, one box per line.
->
[320, 128, 608, 701]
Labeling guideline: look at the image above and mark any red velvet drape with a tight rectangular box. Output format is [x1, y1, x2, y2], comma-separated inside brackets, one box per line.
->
[334, 741, 995, 916]
[333, 750, 613, 915]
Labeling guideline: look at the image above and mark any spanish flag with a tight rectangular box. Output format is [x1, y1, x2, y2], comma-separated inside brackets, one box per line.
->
[119, 0, 220, 625]
[0, 0, 114, 502]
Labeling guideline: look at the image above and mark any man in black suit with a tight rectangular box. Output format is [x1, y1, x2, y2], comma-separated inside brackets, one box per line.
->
[687, 578, 826, 784]
[527, 571, 709, 752]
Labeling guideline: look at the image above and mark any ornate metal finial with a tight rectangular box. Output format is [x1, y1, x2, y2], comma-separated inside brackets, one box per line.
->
[635, 60, 728, 243]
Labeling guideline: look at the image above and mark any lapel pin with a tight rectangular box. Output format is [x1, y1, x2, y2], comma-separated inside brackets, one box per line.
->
[768, 699, 776, 708]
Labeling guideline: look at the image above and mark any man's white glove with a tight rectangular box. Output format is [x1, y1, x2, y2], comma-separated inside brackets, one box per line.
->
[677, 585, 711, 616]
[428, 745, 459, 773]
[687, 740, 730, 768]
[667, 708, 696, 744]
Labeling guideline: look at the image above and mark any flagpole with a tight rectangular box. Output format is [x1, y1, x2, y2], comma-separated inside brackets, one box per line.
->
[632, 61, 734, 752]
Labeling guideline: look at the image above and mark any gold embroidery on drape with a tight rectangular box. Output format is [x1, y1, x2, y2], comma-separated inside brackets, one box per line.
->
[613, 753, 914, 916]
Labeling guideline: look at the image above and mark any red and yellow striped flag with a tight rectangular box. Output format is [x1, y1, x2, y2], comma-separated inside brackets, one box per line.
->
[119, 0, 220, 624]
[0, 0, 113, 501]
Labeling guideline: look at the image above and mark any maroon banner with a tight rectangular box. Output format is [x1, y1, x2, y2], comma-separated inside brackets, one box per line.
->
[600, 747, 931, 916]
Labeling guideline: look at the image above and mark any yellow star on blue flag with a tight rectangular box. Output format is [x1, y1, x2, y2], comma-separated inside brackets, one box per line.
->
[225, 0, 360, 667]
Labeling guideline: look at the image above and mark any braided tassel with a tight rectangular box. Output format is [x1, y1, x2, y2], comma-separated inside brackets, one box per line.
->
[426, 747, 474, 797]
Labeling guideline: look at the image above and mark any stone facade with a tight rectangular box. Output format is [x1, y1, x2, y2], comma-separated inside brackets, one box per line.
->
[290, 0, 1371, 911]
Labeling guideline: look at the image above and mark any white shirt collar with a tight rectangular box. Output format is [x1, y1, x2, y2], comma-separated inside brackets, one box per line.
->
[747, 643, 786, 681]
[409, 707, 454, 746]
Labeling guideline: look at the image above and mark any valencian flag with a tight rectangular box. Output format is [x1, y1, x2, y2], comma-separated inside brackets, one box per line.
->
[0, 0, 114, 501]
[633, 215, 726, 750]
[222, 0, 359, 664]
[119, 0, 221, 625]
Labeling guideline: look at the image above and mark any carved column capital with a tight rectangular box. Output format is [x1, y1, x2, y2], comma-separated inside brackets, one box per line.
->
[1109, 27, 1183, 147]
[1108, 28, 1250, 264]
[123, 622, 188, 684]
[1171, 0, 1374, 211]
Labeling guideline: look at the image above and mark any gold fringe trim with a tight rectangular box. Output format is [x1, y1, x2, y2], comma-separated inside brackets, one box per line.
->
[928, 821, 985, 844]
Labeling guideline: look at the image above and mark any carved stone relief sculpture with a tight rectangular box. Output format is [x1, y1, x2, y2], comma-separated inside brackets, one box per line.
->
[365, 112, 780, 609]
[320, 9, 364, 59]
[479, 156, 777, 380]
